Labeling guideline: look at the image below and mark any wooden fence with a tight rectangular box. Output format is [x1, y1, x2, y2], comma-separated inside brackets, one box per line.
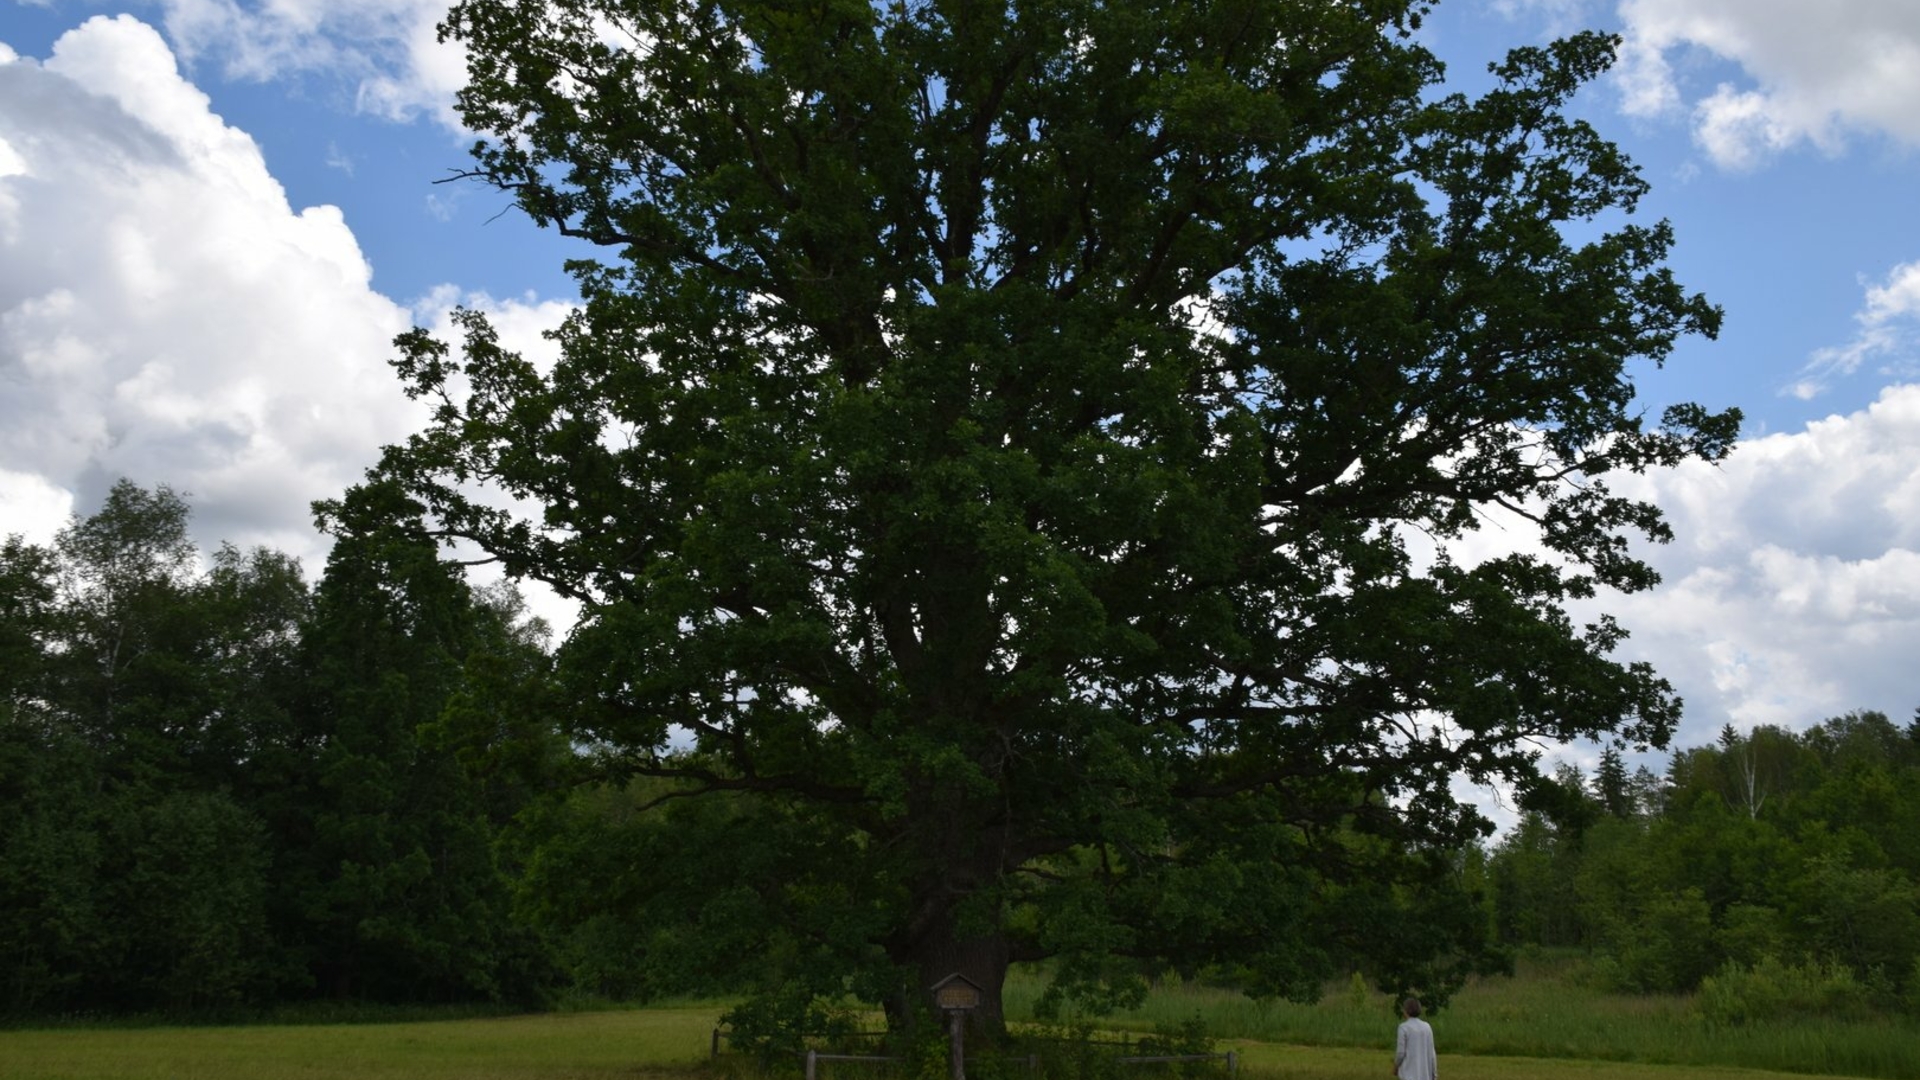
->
[715, 1028, 1239, 1079]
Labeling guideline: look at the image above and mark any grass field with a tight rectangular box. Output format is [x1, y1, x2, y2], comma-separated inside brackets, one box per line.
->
[0, 1007, 720, 1080]
[1002, 955, 1920, 1080]
[1225, 1040, 1875, 1080]
[4, 957, 1918, 1080]
[0, 1011, 1888, 1080]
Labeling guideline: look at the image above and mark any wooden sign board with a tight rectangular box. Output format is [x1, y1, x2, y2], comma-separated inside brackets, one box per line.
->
[929, 973, 983, 1011]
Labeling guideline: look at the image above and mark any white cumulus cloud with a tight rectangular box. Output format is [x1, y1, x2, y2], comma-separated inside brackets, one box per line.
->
[0, 15, 426, 562]
[1787, 261, 1920, 400]
[1, 15, 576, 613]
[1604, 383, 1920, 740]
[28, 0, 468, 129]
[1614, 0, 1920, 169]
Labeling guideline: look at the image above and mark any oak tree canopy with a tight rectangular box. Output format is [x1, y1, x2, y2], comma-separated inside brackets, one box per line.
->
[374, 0, 1738, 1034]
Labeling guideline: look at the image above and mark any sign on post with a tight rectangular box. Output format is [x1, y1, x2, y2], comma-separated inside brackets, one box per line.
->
[929, 974, 984, 1080]
[931, 972, 983, 1012]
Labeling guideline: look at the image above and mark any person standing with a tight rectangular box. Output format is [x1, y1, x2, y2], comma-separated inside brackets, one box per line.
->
[1394, 997, 1437, 1080]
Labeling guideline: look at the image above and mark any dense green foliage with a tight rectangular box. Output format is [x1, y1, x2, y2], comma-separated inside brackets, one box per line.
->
[4, 481, 1920, 1046]
[1486, 712, 1920, 1015]
[363, 0, 1737, 1036]
[0, 481, 555, 1014]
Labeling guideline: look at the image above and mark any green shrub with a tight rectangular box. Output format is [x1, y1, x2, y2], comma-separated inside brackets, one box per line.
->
[1696, 956, 1871, 1027]
[1591, 887, 1715, 993]
[1134, 1016, 1217, 1080]
[718, 981, 864, 1065]
[1016, 1018, 1124, 1080]
[1712, 904, 1785, 969]
[1343, 972, 1370, 1012]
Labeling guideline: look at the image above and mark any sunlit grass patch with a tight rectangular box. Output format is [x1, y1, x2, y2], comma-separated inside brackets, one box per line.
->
[0, 1007, 724, 1080]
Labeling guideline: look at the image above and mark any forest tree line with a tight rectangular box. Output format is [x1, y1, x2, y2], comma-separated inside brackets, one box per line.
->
[3, 480, 1916, 1018]
[1486, 713, 1920, 1007]
[0, 480, 558, 1013]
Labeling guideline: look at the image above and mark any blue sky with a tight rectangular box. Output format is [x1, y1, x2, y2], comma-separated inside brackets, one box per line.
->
[3, 1, 1918, 778]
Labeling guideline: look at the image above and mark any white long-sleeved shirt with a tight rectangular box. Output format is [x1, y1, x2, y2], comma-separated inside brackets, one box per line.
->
[1395, 1016, 1437, 1080]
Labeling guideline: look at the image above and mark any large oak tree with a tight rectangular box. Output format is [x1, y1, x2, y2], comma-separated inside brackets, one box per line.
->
[373, 0, 1737, 1032]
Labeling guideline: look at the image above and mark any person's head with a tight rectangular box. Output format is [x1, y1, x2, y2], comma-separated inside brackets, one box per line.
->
[1402, 997, 1422, 1019]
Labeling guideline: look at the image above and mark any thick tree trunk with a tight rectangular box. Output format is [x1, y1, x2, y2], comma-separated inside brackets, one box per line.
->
[887, 927, 1012, 1041]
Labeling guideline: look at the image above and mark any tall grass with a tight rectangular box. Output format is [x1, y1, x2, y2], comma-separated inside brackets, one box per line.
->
[1003, 954, 1920, 1080]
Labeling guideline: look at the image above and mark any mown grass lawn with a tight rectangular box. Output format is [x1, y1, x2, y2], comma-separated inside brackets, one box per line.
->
[1228, 1040, 1874, 1080]
[0, 1007, 722, 1080]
